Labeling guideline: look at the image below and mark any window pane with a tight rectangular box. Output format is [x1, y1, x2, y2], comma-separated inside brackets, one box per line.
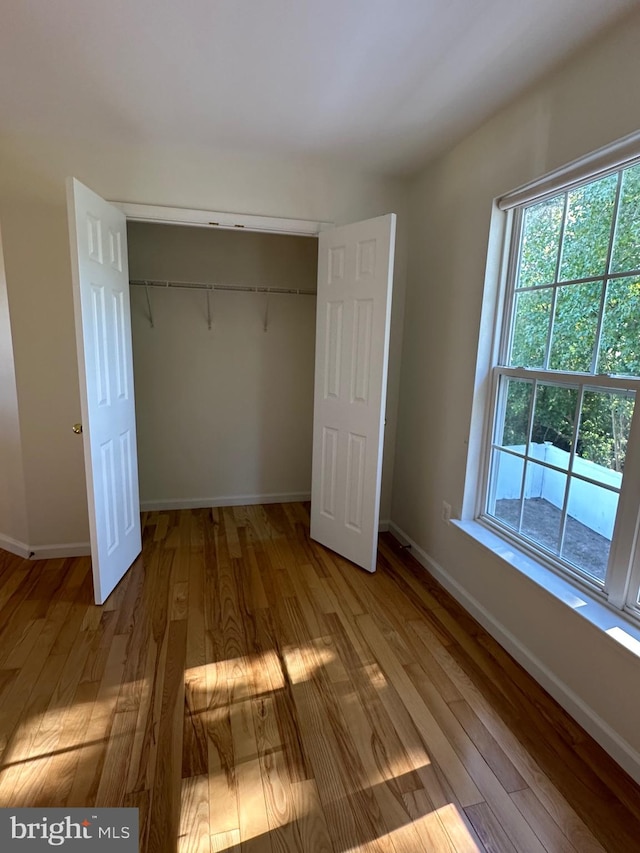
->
[509, 290, 551, 368]
[577, 389, 634, 473]
[496, 378, 532, 447]
[561, 478, 617, 584]
[549, 281, 602, 372]
[493, 161, 640, 602]
[488, 449, 524, 530]
[517, 196, 563, 288]
[611, 163, 640, 273]
[521, 461, 566, 554]
[530, 383, 578, 469]
[559, 175, 617, 281]
[598, 277, 640, 377]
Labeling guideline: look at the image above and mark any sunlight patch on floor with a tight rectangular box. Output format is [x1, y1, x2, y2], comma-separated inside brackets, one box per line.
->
[379, 803, 483, 853]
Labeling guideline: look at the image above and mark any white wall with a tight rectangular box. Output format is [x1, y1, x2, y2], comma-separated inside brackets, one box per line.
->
[128, 223, 317, 507]
[392, 10, 640, 777]
[0, 137, 407, 546]
[0, 224, 28, 550]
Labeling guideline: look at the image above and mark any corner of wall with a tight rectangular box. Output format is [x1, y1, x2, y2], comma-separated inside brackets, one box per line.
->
[0, 219, 29, 546]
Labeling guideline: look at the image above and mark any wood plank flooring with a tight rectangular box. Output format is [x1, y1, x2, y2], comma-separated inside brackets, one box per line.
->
[0, 503, 639, 851]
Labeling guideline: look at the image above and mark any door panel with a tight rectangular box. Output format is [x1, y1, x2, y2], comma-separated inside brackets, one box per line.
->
[310, 214, 396, 572]
[67, 178, 141, 604]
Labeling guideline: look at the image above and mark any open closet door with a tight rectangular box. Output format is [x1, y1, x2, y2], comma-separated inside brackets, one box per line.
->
[67, 178, 141, 604]
[310, 213, 396, 572]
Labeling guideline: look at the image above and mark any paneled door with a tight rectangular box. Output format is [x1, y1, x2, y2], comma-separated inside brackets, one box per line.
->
[310, 214, 396, 572]
[67, 178, 141, 604]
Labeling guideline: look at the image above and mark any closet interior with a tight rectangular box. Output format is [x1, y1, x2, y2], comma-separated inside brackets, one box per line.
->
[127, 221, 319, 511]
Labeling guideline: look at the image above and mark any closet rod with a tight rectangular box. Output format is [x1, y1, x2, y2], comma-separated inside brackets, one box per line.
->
[130, 279, 316, 296]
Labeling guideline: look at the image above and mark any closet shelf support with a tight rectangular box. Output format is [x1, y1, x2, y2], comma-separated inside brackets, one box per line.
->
[144, 283, 154, 329]
[130, 279, 316, 331]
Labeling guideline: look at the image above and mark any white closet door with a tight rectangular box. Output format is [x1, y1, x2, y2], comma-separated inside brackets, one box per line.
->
[67, 178, 141, 604]
[310, 214, 396, 572]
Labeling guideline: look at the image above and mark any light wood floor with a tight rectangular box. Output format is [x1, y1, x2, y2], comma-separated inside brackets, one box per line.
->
[0, 503, 639, 852]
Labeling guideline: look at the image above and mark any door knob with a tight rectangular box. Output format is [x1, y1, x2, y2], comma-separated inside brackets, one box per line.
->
[72, 423, 83, 434]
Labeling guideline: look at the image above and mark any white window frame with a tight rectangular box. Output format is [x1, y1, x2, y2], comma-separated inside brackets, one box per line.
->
[473, 131, 640, 623]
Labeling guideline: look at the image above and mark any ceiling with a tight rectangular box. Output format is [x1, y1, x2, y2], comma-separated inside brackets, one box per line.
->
[1, 0, 637, 175]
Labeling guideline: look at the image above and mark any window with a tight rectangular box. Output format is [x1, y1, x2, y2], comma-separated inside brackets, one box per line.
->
[482, 158, 640, 618]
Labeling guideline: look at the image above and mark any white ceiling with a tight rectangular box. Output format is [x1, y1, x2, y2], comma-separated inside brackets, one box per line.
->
[1, 0, 637, 175]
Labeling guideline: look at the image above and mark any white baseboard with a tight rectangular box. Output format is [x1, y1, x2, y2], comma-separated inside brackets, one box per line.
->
[0, 533, 30, 559]
[388, 521, 640, 787]
[141, 492, 312, 512]
[30, 542, 91, 559]
[378, 519, 390, 532]
[0, 534, 91, 560]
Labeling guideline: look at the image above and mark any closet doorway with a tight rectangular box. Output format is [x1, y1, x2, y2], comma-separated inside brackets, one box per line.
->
[68, 181, 395, 603]
[126, 221, 319, 515]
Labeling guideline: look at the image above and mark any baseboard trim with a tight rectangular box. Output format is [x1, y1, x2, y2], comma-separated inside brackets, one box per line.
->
[388, 521, 640, 787]
[0, 534, 91, 561]
[141, 492, 312, 512]
[0, 533, 30, 559]
[378, 519, 390, 533]
[30, 542, 92, 559]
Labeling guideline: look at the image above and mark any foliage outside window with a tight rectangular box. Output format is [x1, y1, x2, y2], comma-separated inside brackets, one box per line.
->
[484, 160, 640, 616]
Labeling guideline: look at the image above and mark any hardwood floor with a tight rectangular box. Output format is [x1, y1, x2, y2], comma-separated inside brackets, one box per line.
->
[0, 503, 639, 851]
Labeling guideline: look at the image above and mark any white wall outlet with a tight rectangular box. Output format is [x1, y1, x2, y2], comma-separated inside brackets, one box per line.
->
[441, 501, 452, 524]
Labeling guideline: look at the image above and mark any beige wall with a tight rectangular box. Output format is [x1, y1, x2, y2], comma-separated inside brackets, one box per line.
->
[392, 10, 640, 775]
[128, 222, 319, 291]
[0, 137, 407, 546]
[128, 223, 317, 507]
[0, 0, 637, 786]
[0, 224, 28, 548]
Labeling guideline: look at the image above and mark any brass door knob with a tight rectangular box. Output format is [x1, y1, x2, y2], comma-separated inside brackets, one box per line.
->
[72, 423, 83, 434]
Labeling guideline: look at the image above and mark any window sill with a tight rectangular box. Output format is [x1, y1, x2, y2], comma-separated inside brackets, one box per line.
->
[451, 518, 640, 661]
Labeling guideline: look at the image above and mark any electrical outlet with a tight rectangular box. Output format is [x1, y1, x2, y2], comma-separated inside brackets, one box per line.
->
[441, 501, 452, 524]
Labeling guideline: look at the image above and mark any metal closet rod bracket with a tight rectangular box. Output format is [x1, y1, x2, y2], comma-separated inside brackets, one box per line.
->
[206, 289, 212, 330]
[144, 282, 154, 329]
